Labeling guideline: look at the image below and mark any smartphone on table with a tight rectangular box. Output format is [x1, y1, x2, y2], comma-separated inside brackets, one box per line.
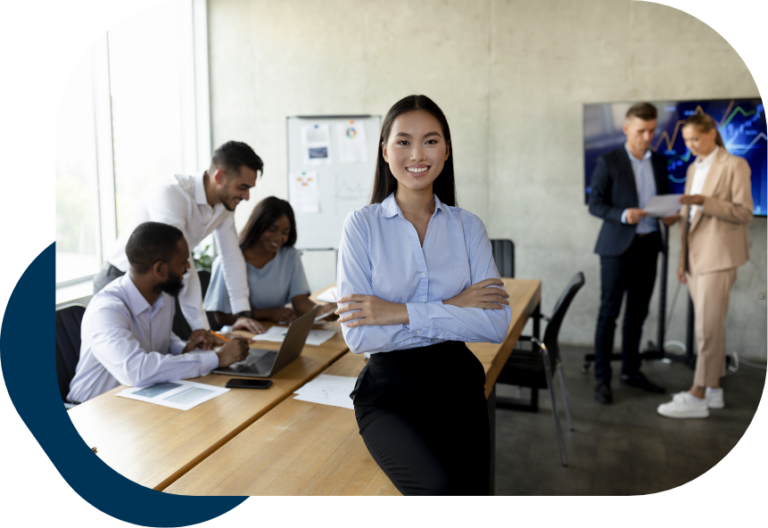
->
[225, 378, 273, 389]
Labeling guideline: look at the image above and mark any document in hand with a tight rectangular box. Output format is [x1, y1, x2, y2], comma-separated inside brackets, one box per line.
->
[644, 194, 683, 217]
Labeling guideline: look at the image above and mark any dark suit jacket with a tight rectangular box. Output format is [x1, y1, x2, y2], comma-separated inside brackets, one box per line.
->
[589, 147, 670, 257]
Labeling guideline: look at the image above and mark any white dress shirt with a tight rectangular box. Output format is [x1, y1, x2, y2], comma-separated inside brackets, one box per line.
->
[688, 146, 719, 223]
[621, 145, 658, 234]
[68, 274, 219, 403]
[337, 192, 512, 355]
[107, 173, 250, 329]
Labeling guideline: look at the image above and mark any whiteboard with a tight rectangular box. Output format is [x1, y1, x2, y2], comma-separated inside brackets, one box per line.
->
[287, 115, 381, 249]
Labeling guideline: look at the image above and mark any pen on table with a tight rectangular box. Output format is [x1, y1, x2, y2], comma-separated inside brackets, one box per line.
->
[211, 331, 229, 342]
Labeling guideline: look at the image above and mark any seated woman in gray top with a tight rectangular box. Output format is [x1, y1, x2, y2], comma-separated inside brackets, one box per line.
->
[204, 196, 336, 325]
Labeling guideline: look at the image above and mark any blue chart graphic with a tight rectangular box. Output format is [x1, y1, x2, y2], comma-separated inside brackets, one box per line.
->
[584, 98, 767, 216]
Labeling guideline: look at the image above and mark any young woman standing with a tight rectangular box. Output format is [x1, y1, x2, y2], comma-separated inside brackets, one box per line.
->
[336, 95, 512, 495]
[657, 113, 753, 419]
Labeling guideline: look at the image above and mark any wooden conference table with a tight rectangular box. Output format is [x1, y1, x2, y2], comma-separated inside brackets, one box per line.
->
[67, 319, 349, 491]
[166, 278, 541, 496]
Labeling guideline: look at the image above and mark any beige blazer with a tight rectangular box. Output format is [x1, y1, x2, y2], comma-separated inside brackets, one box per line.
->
[679, 148, 753, 276]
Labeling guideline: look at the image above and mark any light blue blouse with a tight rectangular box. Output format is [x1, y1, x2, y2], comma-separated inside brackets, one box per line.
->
[337, 192, 512, 355]
[204, 246, 310, 313]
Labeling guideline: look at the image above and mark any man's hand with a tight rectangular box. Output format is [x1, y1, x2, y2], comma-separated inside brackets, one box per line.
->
[679, 194, 705, 206]
[677, 267, 687, 284]
[662, 214, 680, 226]
[335, 295, 409, 327]
[625, 208, 648, 225]
[444, 278, 510, 310]
[182, 329, 216, 353]
[215, 336, 250, 368]
[232, 316, 266, 335]
[265, 307, 298, 323]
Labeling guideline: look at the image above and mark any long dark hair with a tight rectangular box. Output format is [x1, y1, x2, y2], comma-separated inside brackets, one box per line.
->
[370, 95, 457, 206]
[684, 112, 726, 151]
[238, 196, 297, 250]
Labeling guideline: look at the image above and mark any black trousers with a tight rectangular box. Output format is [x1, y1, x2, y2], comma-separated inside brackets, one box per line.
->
[594, 232, 660, 383]
[351, 341, 490, 496]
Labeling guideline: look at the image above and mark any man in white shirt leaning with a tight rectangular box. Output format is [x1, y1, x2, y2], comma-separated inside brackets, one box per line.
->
[93, 141, 265, 335]
[69, 222, 250, 404]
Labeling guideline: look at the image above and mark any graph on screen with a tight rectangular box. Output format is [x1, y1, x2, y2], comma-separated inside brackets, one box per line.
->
[584, 98, 766, 216]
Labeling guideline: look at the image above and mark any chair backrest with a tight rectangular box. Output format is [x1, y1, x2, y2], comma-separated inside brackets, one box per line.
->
[543, 272, 585, 365]
[55, 304, 86, 403]
[490, 239, 515, 278]
[172, 268, 221, 339]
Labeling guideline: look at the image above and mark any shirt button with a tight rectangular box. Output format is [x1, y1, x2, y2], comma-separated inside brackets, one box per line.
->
[422, 297, 426, 302]
[421, 272, 426, 277]
[416, 330, 421, 335]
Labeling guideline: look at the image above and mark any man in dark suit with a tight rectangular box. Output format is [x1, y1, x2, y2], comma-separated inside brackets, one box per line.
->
[588, 102, 679, 404]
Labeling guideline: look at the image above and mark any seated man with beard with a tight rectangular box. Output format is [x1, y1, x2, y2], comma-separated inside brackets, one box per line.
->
[68, 222, 249, 404]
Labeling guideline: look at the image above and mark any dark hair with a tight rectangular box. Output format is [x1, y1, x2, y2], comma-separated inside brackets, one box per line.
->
[684, 112, 726, 149]
[125, 222, 185, 274]
[211, 141, 264, 178]
[370, 95, 457, 206]
[626, 102, 658, 121]
[238, 196, 297, 250]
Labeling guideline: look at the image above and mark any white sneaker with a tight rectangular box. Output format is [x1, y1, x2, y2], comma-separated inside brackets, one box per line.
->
[657, 392, 709, 419]
[706, 388, 724, 409]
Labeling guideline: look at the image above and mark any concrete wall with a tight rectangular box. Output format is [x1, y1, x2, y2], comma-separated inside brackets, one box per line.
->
[208, 0, 766, 360]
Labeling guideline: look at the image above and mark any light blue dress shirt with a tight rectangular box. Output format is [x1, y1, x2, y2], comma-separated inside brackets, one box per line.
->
[204, 246, 311, 313]
[621, 145, 658, 234]
[337, 192, 512, 355]
[68, 274, 218, 403]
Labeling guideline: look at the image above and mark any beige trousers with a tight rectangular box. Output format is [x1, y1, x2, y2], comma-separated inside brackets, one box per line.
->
[686, 268, 737, 388]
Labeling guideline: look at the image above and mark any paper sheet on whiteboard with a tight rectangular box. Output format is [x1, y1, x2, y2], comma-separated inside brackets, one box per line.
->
[302, 125, 332, 165]
[336, 121, 368, 163]
[289, 171, 320, 213]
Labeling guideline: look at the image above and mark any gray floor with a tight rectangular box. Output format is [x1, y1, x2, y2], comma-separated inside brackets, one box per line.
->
[493, 345, 767, 495]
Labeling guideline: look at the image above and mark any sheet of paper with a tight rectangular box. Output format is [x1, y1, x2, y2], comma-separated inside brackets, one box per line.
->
[293, 374, 357, 409]
[316, 286, 337, 303]
[288, 171, 320, 213]
[302, 124, 332, 166]
[251, 325, 336, 346]
[336, 121, 368, 163]
[116, 380, 229, 411]
[644, 194, 683, 217]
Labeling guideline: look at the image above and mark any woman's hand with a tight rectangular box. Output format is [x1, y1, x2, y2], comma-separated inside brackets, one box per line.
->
[677, 267, 687, 284]
[679, 194, 705, 206]
[335, 295, 409, 327]
[443, 278, 510, 310]
[265, 307, 298, 323]
[232, 316, 266, 335]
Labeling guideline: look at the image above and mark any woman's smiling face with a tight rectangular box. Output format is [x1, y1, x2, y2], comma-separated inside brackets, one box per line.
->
[258, 214, 291, 254]
[382, 110, 450, 194]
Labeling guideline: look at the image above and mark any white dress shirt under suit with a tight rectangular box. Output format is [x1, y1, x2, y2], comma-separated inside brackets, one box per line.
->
[620, 145, 658, 234]
[106, 173, 251, 330]
[337, 192, 511, 354]
[687, 146, 719, 223]
[68, 274, 219, 403]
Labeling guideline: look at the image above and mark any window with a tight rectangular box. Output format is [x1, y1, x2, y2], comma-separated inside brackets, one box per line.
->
[55, 0, 210, 288]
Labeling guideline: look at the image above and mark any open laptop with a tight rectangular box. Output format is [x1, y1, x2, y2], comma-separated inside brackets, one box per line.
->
[213, 305, 322, 378]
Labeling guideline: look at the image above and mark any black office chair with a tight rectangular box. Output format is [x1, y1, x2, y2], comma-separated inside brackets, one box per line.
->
[172, 269, 222, 339]
[55, 304, 86, 408]
[490, 239, 515, 278]
[495, 272, 585, 467]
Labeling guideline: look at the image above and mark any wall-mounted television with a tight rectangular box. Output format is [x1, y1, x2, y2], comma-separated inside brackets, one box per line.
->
[583, 98, 766, 216]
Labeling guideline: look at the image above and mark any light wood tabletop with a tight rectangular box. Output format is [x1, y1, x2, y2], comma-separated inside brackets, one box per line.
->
[165, 278, 541, 496]
[67, 319, 348, 491]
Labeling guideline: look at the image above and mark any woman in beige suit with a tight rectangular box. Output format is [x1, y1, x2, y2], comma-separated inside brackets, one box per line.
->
[657, 113, 753, 419]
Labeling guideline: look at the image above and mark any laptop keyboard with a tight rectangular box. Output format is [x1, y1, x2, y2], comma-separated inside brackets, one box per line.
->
[230, 350, 278, 374]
